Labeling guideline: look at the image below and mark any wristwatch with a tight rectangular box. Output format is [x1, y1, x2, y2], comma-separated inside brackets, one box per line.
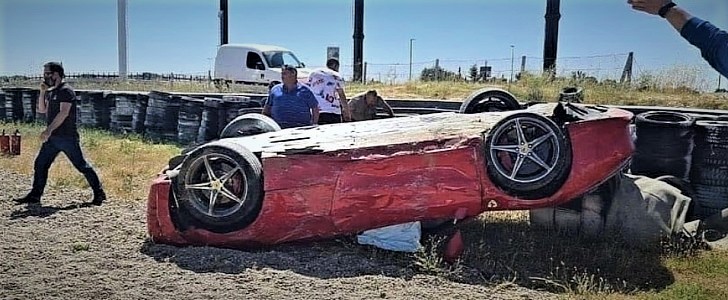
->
[658, 2, 677, 18]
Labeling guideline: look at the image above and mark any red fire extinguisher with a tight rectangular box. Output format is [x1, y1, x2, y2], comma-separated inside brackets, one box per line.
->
[0, 130, 10, 155]
[9, 129, 21, 156]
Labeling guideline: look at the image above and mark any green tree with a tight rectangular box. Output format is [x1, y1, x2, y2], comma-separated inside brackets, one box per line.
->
[468, 64, 479, 82]
[420, 66, 457, 82]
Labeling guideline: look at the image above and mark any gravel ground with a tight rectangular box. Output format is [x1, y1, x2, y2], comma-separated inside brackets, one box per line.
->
[1, 170, 556, 300]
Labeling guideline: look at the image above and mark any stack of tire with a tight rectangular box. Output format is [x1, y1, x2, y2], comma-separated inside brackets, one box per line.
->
[631, 111, 695, 182]
[110, 93, 137, 133]
[132, 93, 149, 134]
[0, 90, 5, 121]
[197, 97, 223, 143]
[3, 88, 24, 122]
[221, 96, 253, 125]
[690, 120, 728, 218]
[145, 91, 180, 142]
[177, 96, 204, 145]
[92, 92, 114, 130]
[21, 89, 37, 123]
[77, 91, 97, 128]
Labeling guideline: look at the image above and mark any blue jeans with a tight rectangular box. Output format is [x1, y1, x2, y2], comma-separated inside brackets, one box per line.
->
[30, 136, 103, 197]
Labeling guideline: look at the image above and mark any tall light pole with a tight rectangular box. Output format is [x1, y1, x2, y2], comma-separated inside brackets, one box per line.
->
[409, 38, 415, 81]
[118, 0, 128, 80]
[509, 45, 515, 88]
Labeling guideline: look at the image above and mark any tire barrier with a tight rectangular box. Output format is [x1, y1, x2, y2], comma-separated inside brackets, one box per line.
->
[0, 90, 5, 121]
[132, 93, 149, 134]
[631, 111, 695, 182]
[93, 92, 114, 130]
[144, 91, 180, 142]
[76, 90, 114, 129]
[110, 93, 138, 133]
[21, 89, 39, 123]
[197, 98, 224, 143]
[177, 96, 204, 145]
[3, 88, 25, 122]
[690, 120, 728, 218]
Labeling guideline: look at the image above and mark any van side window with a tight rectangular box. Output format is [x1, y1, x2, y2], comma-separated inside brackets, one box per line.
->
[246, 52, 265, 70]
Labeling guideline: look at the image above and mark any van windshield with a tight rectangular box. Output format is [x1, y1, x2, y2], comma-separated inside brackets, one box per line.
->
[262, 51, 304, 68]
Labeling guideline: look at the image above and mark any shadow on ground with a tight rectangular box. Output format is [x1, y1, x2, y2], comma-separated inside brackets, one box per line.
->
[139, 215, 677, 294]
[10, 202, 95, 219]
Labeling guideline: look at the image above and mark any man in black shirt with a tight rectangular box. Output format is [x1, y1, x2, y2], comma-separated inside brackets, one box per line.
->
[14, 62, 106, 206]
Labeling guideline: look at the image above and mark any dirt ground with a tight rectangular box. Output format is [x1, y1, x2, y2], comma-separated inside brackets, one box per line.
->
[0, 170, 557, 300]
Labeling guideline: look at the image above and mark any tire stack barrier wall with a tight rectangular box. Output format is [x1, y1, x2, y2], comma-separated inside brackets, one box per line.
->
[221, 95, 253, 126]
[21, 89, 38, 123]
[197, 97, 223, 143]
[144, 91, 180, 142]
[132, 93, 149, 134]
[77, 91, 96, 127]
[110, 93, 137, 133]
[92, 92, 114, 130]
[3, 88, 25, 122]
[630, 111, 695, 182]
[0, 90, 5, 121]
[690, 120, 728, 218]
[177, 96, 204, 145]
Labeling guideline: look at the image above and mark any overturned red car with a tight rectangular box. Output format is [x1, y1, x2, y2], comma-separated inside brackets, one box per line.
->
[147, 101, 634, 248]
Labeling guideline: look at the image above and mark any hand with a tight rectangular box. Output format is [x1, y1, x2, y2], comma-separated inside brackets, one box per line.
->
[40, 82, 49, 93]
[628, 0, 672, 15]
[40, 130, 51, 143]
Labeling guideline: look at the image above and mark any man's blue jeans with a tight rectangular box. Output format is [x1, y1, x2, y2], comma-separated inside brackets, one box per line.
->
[29, 136, 103, 197]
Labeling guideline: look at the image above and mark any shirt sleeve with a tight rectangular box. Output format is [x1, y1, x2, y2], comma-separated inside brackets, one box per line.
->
[58, 88, 76, 103]
[302, 89, 318, 109]
[680, 17, 728, 78]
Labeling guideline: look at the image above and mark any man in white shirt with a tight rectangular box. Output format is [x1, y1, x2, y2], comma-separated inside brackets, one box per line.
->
[307, 58, 350, 124]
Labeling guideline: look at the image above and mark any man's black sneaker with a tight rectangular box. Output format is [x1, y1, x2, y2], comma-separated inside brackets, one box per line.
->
[13, 195, 41, 205]
[91, 190, 106, 206]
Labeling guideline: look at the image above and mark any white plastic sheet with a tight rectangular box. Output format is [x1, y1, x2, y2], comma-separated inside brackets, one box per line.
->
[357, 221, 423, 252]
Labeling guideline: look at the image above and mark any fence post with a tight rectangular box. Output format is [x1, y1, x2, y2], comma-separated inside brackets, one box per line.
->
[435, 59, 440, 81]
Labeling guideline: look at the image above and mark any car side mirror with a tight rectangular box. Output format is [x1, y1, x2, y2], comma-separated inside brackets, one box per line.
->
[300, 62, 306, 68]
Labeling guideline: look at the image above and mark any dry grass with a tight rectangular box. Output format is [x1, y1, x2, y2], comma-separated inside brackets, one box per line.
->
[0, 122, 180, 201]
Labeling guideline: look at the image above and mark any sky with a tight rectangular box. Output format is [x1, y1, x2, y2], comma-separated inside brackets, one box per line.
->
[1, 0, 726, 88]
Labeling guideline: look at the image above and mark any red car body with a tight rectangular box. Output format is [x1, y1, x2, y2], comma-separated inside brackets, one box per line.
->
[147, 102, 634, 248]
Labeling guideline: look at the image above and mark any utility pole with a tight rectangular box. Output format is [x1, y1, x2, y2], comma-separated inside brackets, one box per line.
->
[510, 45, 515, 88]
[543, 0, 561, 77]
[409, 38, 415, 81]
[219, 0, 229, 45]
[353, 0, 364, 82]
[117, 0, 128, 80]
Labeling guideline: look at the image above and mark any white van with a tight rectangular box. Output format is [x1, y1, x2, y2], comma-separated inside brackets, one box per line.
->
[213, 44, 312, 85]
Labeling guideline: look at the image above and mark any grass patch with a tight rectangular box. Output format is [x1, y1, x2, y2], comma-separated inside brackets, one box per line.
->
[0, 121, 180, 201]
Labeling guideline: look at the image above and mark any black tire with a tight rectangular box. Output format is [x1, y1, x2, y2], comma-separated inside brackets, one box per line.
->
[485, 113, 572, 199]
[175, 140, 264, 233]
[459, 87, 521, 114]
[558, 87, 584, 103]
[635, 111, 695, 128]
[220, 113, 281, 139]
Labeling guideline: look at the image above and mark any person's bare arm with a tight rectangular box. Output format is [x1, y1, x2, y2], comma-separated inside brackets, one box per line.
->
[337, 88, 351, 121]
[41, 102, 71, 142]
[628, 0, 691, 31]
[37, 83, 48, 114]
[312, 106, 320, 124]
[379, 97, 395, 117]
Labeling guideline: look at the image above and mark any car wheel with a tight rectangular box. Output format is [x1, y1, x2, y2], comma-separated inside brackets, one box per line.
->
[220, 113, 281, 139]
[485, 113, 572, 199]
[459, 87, 521, 114]
[175, 140, 263, 233]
